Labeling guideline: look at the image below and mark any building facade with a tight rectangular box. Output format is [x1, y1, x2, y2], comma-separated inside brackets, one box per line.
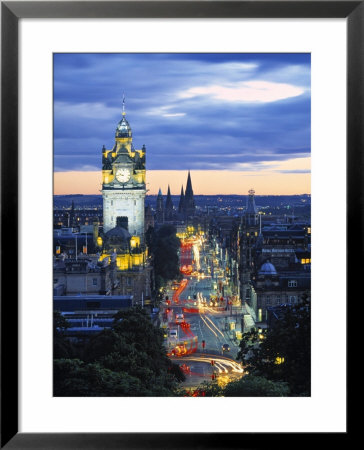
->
[101, 101, 146, 243]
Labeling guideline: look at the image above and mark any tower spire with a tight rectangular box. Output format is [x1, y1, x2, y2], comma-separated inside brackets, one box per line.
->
[184, 171, 195, 217]
[246, 188, 258, 226]
[156, 188, 164, 223]
[165, 185, 174, 221]
[122, 93, 126, 116]
[178, 185, 185, 214]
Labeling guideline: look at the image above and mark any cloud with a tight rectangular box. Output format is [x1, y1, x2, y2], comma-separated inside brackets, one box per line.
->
[145, 105, 186, 117]
[162, 113, 186, 117]
[276, 169, 311, 174]
[179, 81, 305, 103]
[53, 53, 310, 173]
[54, 101, 118, 120]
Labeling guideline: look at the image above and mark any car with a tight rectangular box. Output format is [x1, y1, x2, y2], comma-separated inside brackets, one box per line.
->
[170, 329, 178, 339]
[222, 344, 230, 352]
[175, 313, 184, 324]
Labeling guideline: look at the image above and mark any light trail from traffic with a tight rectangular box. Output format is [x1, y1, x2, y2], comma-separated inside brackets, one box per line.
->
[172, 278, 188, 304]
[174, 354, 244, 374]
[204, 315, 225, 337]
[199, 313, 218, 338]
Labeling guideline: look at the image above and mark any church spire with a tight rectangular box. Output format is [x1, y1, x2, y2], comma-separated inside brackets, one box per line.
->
[184, 171, 195, 217]
[165, 185, 174, 221]
[185, 170, 193, 197]
[156, 188, 164, 223]
[178, 185, 185, 214]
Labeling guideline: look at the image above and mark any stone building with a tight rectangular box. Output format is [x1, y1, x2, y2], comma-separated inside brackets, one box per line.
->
[249, 260, 311, 323]
[53, 257, 114, 296]
[101, 99, 146, 242]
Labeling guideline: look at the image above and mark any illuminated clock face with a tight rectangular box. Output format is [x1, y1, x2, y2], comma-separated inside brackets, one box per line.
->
[115, 168, 130, 183]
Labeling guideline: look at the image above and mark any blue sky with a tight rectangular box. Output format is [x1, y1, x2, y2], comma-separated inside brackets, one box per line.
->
[53, 53, 310, 173]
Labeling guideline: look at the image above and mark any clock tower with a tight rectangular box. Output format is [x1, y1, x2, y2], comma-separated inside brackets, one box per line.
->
[101, 100, 146, 243]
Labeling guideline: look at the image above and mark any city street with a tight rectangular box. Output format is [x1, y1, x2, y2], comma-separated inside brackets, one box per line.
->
[160, 235, 245, 388]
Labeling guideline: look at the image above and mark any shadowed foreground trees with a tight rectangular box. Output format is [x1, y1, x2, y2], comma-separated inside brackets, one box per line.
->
[54, 307, 185, 396]
[146, 224, 181, 296]
[200, 375, 290, 397]
[198, 297, 310, 397]
[237, 297, 311, 396]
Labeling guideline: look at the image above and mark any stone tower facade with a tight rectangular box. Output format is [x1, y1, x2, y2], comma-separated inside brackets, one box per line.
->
[101, 100, 146, 244]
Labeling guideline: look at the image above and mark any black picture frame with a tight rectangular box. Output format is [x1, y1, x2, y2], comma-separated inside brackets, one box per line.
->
[1, 1, 356, 448]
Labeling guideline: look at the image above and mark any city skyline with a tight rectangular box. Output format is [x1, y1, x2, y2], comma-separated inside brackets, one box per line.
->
[54, 53, 311, 195]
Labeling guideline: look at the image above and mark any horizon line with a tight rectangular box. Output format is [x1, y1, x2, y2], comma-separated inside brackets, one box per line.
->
[54, 192, 311, 197]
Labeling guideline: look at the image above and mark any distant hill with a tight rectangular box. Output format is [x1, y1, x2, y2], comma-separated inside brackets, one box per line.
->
[54, 195, 103, 208]
[54, 194, 310, 210]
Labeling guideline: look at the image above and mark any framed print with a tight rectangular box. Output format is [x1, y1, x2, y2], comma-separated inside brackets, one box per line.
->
[1, 1, 358, 448]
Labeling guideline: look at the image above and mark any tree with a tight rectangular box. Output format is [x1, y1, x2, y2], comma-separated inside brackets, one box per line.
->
[223, 375, 290, 397]
[54, 307, 184, 396]
[148, 224, 181, 294]
[53, 358, 145, 397]
[168, 363, 186, 383]
[197, 374, 289, 397]
[198, 380, 224, 397]
[237, 297, 310, 396]
[53, 311, 74, 359]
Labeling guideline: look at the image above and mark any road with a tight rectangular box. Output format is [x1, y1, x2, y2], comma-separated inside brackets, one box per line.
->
[160, 235, 245, 389]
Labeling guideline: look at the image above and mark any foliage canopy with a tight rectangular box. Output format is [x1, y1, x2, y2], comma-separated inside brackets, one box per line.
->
[237, 297, 310, 396]
[54, 307, 185, 396]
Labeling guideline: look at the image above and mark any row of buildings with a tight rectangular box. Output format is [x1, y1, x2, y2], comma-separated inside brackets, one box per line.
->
[53, 102, 310, 337]
[209, 189, 311, 328]
[54, 103, 154, 335]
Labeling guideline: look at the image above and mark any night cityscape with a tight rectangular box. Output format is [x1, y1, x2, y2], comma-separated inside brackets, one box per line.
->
[53, 53, 310, 397]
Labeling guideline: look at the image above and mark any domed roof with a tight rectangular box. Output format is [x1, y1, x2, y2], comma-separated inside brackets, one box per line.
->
[259, 261, 277, 276]
[105, 225, 131, 241]
[115, 116, 132, 138]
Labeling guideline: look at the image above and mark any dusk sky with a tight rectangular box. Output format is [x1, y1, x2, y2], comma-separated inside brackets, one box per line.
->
[54, 53, 310, 195]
